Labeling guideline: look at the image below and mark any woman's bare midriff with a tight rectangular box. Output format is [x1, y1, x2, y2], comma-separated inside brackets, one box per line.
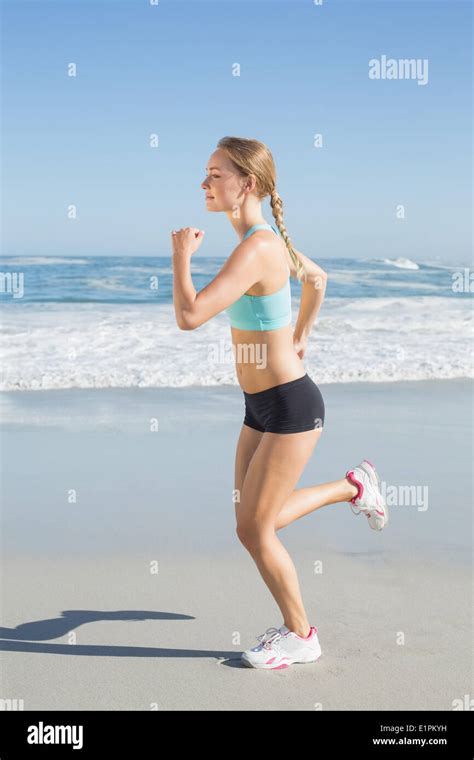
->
[231, 323, 306, 393]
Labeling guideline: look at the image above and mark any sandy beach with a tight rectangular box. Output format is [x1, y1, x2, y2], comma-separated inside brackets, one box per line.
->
[0, 379, 472, 710]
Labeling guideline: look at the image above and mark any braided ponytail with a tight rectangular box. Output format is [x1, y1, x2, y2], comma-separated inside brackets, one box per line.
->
[270, 189, 305, 282]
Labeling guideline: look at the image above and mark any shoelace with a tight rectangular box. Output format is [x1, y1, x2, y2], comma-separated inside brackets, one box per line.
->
[256, 626, 284, 650]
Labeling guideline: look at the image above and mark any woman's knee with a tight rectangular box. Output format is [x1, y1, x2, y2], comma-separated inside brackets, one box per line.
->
[236, 517, 273, 548]
[235, 520, 251, 546]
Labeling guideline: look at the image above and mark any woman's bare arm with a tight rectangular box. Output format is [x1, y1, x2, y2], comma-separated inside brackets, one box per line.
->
[172, 231, 265, 330]
[285, 246, 328, 341]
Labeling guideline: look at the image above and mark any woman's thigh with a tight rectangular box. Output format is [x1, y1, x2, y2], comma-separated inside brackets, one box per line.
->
[234, 424, 264, 521]
[236, 428, 323, 538]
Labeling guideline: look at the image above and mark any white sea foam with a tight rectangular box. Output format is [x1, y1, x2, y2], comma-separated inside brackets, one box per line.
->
[84, 278, 139, 293]
[0, 257, 90, 266]
[0, 296, 471, 391]
[382, 257, 420, 270]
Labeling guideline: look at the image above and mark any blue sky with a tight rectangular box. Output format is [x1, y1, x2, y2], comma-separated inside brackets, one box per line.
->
[2, 0, 472, 262]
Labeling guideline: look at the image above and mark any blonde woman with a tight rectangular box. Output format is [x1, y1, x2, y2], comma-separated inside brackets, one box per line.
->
[171, 136, 388, 670]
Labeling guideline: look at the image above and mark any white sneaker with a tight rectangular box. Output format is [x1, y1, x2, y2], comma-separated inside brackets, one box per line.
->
[241, 624, 322, 670]
[346, 459, 388, 531]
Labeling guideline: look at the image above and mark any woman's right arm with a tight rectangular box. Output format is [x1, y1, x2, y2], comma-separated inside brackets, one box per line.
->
[172, 229, 264, 330]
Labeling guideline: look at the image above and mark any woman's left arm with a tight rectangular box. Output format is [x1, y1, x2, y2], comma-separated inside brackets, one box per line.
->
[294, 270, 327, 341]
[291, 249, 328, 358]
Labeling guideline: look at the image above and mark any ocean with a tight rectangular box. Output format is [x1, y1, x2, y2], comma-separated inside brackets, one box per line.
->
[0, 254, 472, 391]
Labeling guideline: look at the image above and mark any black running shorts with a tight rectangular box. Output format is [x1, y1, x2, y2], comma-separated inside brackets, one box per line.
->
[243, 373, 325, 434]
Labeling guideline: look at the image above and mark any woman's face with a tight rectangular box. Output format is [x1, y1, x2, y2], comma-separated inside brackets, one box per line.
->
[201, 149, 252, 212]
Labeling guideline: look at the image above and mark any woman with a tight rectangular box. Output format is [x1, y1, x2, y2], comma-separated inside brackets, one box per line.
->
[171, 136, 388, 670]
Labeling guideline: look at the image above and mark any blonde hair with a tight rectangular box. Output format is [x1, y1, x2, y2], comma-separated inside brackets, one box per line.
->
[216, 136, 305, 281]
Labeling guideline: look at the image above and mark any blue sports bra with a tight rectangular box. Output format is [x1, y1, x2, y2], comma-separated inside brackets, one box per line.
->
[225, 223, 292, 331]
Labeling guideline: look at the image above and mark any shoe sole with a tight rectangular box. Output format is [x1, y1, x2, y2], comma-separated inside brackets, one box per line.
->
[241, 650, 322, 670]
[361, 459, 389, 529]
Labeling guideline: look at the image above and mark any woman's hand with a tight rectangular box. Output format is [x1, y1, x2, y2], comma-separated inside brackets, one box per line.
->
[171, 227, 205, 257]
[293, 334, 308, 360]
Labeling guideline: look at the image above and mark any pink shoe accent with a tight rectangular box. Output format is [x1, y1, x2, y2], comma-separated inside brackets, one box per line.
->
[346, 470, 363, 504]
[272, 663, 289, 669]
[295, 625, 317, 640]
[266, 656, 276, 664]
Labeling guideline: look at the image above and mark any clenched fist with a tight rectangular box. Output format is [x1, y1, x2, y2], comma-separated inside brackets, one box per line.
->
[171, 227, 205, 257]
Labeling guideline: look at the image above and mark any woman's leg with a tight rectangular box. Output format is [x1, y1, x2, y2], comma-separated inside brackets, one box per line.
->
[236, 428, 324, 638]
[234, 423, 264, 522]
[275, 477, 358, 531]
[234, 426, 358, 531]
